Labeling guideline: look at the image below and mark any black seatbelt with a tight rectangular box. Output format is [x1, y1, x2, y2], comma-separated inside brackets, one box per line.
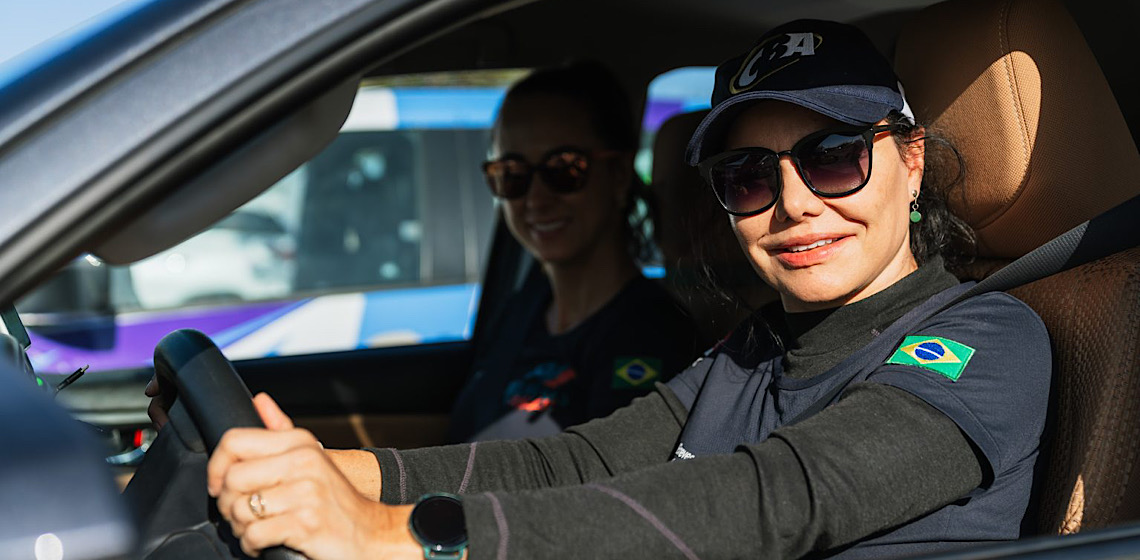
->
[481, 261, 548, 376]
[446, 262, 549, 442]
[789, 193, 1140, 425]
[471, 215, 527, 351]
[944, 193, 1140, 310]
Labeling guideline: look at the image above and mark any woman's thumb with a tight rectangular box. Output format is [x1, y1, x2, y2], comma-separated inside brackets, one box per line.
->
[252, 392, 294, 431]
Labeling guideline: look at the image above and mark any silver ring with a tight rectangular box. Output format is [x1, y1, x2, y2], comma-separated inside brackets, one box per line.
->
[249, 492, 266, 519]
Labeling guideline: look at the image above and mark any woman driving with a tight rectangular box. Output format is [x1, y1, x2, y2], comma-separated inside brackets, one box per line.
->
[207, 19, 1050, 560]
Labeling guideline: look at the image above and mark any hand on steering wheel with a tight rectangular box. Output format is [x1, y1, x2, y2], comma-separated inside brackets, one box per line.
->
[147, 329, 422, 560]
[144, 374, 172, 430]
[208, 394, 420, 559]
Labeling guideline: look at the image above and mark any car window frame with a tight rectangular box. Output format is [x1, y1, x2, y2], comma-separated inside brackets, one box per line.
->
[0, 0, 496, 307]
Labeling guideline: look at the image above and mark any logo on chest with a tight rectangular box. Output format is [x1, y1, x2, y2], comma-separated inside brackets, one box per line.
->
[505, 362, 577, 412]
[613, 356, 662, 389]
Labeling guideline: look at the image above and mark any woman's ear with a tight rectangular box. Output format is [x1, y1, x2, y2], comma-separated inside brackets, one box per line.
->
[904, 128, 926, 194]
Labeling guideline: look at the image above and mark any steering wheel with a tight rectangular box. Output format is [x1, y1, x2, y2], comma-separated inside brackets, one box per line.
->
[123, 329, 308, 560]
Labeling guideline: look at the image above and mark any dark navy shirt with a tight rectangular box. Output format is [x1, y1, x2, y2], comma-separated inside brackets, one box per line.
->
[666, 284, 1052, 558]
[449, 275, 702, 443]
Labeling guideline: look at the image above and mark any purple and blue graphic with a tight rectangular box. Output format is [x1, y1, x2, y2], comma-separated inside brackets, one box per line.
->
[27, 283, 480, 375]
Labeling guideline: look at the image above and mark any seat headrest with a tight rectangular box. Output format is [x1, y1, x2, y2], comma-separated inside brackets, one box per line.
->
[651, 109, 776, 339]
[653, 110, 712, 263]
[895, 0, 1140, 260]
[652, 109, 760, 293]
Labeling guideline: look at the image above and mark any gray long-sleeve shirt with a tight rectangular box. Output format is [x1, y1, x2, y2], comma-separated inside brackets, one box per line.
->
[364, 260, 1053, 558]
[371, 380, 982, 559]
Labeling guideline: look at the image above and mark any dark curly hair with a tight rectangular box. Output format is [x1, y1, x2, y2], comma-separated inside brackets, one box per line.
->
[886, 111, 977, 269]
[494, 60, 655, 263]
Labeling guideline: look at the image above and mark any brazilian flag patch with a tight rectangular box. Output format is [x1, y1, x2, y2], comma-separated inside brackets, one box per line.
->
[886, 336, 976, 381]
[613, 357, 662, 389]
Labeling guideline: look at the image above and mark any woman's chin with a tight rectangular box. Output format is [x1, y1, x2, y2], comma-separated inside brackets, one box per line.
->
[776, 281, 861, 312]
[531, 245, 581, 267]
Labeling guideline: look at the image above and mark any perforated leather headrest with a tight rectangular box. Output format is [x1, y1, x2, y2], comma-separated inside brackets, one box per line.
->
[652, 110, 775, 339]
[653, 111, 712, 265]
[895, 0, 1140, 260]
[653, 109, 762, 294]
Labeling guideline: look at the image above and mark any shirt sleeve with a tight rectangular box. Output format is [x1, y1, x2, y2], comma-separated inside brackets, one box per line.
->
[459, 382, 982, 559]
[369, 384, 688, 504]
[865, 292, 1052, 476]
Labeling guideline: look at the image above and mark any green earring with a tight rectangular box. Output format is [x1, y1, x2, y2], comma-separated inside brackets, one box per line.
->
[910, 191, 922, 223]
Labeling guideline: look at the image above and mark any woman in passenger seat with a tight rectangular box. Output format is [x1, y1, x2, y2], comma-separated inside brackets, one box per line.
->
[206, 20, 1051, 560]
[446, 61, 704, 442]
[144, 62, 704, 439]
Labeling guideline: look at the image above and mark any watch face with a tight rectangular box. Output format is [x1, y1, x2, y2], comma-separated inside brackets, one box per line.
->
[412, 495, 466, 548]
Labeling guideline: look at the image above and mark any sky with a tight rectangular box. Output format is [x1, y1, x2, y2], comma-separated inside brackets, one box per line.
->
[0, 0, 131, 67]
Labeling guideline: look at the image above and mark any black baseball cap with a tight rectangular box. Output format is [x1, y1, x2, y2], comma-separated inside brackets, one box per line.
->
[686, 19, 914, 165]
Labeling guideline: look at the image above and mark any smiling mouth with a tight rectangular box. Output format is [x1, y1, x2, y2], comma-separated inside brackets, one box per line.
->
[530, 219, 568, 233]
[782, 237, 844, 253]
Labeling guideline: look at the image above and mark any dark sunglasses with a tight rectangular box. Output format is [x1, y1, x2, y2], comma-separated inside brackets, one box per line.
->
[698, 124, 897, 216]
[482, 147, 620, 200]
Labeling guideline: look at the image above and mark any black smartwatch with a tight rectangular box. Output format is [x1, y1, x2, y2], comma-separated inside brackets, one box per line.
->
[409, 493, 468, 559]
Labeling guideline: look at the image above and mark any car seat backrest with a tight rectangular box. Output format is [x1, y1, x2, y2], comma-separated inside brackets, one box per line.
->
[651, 110, 775, 343]
[895, 0, 1140, 275]
[896, 0, 1140, 534]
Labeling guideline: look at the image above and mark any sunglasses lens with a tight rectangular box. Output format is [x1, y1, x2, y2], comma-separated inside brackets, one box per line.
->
[798, 133, 871, 195]
[483, 159, 531, 199]
[710, 152, 779, 214]
[539, 150, 589, 193]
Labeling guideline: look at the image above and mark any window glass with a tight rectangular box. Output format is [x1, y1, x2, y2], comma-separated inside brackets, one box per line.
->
[636, 67, 716, 183]
[21, 71, 527, 374]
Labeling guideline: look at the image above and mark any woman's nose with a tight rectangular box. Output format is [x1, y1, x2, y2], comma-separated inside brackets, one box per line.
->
[524, 173, 558, 208]
[773, 158, 824, 222]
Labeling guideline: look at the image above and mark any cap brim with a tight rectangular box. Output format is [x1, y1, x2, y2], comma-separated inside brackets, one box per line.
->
[685, 85, 902, 165]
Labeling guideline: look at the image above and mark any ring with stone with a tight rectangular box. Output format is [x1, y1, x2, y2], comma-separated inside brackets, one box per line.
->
[249, 492, 266, 519]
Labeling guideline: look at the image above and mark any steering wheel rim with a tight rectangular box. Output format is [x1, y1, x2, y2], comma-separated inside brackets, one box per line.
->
[153, 328, 308, 560]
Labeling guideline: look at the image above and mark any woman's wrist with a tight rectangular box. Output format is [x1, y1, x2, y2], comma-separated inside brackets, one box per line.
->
[370, 504, 423, 560]
[327, 448, 383, 501]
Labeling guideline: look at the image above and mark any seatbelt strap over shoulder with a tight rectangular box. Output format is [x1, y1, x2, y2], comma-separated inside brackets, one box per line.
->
[941, 193, 1140, 312]
[480, 262, 549, 380]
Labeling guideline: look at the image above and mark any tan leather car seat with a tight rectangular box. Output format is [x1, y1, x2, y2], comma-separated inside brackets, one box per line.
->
[896, 0, 1140, 534]
[651, 110, 775, 343]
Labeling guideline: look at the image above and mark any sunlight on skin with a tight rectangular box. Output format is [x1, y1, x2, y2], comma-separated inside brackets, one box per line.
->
[725, 101, 925, 312]
[207, 394, 428, 559]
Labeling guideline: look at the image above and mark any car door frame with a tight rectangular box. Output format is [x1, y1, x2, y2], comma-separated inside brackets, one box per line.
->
[0, 0, 524, 448]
